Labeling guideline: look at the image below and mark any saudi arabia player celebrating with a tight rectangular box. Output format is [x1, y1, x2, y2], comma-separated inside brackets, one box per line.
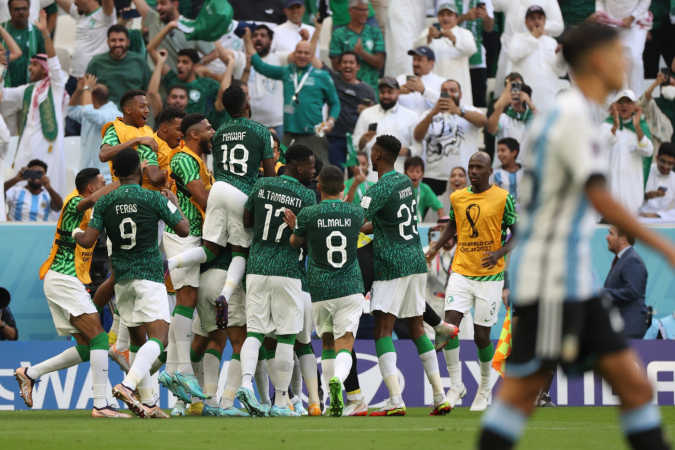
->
[15, 168, 124, 418]
[285, 165, 365, 417]
[74, 148, 190, 418]
[360, 135, 456, 416]
[236, 144, 317, 417]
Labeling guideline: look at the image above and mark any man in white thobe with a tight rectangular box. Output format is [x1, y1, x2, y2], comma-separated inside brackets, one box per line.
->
[395, 46, 445, 115]
[0, 15, 67, 197]
[415, 2, 477, 106]
[272, 0, 319, 57]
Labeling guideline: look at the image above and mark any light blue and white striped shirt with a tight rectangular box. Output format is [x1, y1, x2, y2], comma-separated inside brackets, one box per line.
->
[5, 185, 54, 222]
[492, 166, 524, 205]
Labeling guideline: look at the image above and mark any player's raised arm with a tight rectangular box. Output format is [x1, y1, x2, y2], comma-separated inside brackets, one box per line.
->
[72, 224, 100, 249]
[76, 180, 120, 213]
[285, 209, 305, 248]
[427, 218, 457, 260]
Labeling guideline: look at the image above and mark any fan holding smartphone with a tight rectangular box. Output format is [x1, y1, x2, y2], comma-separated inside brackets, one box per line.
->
[4, 159, 64, 222]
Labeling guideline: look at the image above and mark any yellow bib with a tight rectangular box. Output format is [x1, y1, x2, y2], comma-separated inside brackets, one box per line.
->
[39, 190, 94, 284]
[450, 186, 508, 277]
[169, 143, 214, 218]
[102, 118, 156, 189]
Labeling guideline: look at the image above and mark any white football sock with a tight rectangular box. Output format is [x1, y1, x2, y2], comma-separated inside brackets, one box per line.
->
[299, 353, 319, 405]
[254, 357, 270, 404]
[166, 322, 178, 376]
[291, 354, 302, 399]
[479, 359, 492, 391]
[321, 357, 335, 385]
[173, 314, 194, 374]
[169, 246, 207, 271]
[90, 349, 109, 409]
[240, 338, 262, 391]
[334, 351, 353, 384]
[378, 352, 402, 405]
[419, 349, 445, 404]
[443, 346, 461, 387]
[274, 343, 294, 407]
[203, 352, 220, 408]
[26, 347, 83, 379]
[150, 354, 165, 375]
[116, 320, 129, 353]
[124, 340, 161, 390]
[110, 312, 120, 336]
[192, 358, 204, 389]
[220, 355, 242, 409]
[138, 371, 155, 406]
[266, 356, 277, 388]
[219, 256, 246, 301]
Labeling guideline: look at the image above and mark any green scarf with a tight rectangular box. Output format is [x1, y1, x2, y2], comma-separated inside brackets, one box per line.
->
[504, 105, 533, 124]
[603, 115, 653, 187]
[20, 83, 58, 142]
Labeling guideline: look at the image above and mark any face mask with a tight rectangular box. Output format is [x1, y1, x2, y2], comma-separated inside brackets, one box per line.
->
[662, 86, 675, 101]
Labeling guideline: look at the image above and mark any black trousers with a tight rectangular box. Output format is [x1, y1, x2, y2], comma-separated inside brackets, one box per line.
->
[643, 23, 675, 79]
[470, 67, 488, 108]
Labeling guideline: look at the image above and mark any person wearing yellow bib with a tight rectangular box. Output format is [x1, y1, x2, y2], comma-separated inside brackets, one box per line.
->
[14, 168, 128, 418]
[154, 105, 187, 185]
[426, 151, 518, 412]
[161, 113, 215, 403]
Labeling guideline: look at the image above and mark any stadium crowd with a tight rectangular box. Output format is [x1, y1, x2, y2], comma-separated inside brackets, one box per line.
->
[1, 0, 675, 423]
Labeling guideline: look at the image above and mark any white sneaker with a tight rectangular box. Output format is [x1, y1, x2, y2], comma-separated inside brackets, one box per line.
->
[343, 398, 369, 416]
[470, 389, 491, 411]
[446, 382, 467, 408]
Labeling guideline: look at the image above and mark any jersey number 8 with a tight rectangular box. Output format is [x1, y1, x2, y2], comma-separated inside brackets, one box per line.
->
[397, 201, 419, 240]
[221, 144, 249, 176]
[326, 231, 347, 268]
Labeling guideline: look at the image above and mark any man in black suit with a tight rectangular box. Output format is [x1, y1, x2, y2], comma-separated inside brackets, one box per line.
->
[602, 226, 649, 339]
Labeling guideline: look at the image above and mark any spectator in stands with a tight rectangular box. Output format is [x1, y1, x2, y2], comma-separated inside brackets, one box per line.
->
[329, 0, 385, 93]
[602, 89, 654, 215]
[240, 25, 288, 137]
[0, 21, 24, 88]
[491, 137, 524, 203]
[132, 0, 216, 72]
[0, 114, 10, 221]
[404, 156, 445, 222]
[53, 0, 115, 90]
[274, 0, 319, 56]
[640, 143, 675, 218]
[245, 28, 339, 164]
[66, 74, 121, 182]
[229, 0, 286, 25]
[456, 1, 495, 107]
[644, 0, 675, 81]
[486, 80, 536, 162]
[643, 310, 675, 339]
[4, 159, 63, 221]
[644, 71, 675, 143]
[415, 3, 477, 106]
[323, 51, 376, 167]
[0, 300, 17, 340]
[395, 46, 444, 115]
[1, 0, 44, 89]
[506, 6, 566, 112]
[413, 79, 487, 196]
[1, 12, 67, 196]
[602, 226, 649, 339]
[592, 0, 651, 97]
[440, 165, 468, 215]
[330, 0, 379, 30]
[343, 151, 374, 203]
[492, 0, 563, 100]
[352, 77, 419, 180]
[85, 25, 151, 106]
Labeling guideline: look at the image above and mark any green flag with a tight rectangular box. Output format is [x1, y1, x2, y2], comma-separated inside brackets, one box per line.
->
[177, 0, 234, 42]
[341, 133, 359, 169]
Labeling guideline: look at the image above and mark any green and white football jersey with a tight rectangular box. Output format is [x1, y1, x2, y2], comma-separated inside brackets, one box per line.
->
[89, 185, 183, 283]
[361, 171, 428, 281]
[245, 175, 316, 279]
[294, 200, 365, 302]
[212, 117, 275, 196]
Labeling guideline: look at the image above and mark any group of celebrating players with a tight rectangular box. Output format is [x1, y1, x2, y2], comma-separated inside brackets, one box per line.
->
[8, 22, 675, 450]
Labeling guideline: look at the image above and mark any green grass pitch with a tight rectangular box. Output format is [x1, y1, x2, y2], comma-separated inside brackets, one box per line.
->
[2, 407, 673, 450]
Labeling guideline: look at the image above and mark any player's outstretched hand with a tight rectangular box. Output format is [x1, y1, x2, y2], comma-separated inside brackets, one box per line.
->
[283, 208, 297, 229]
[501, 288, 510, 307]
[425, 248, 437, 264]
[481, 251, 501, 269]
[161, 189, 179, 207]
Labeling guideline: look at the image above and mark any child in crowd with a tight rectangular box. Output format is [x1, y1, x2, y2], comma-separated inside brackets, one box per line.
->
[491, 138, 524, 204]
[344, 151, 375, 204]
[404, 156, 444, 222]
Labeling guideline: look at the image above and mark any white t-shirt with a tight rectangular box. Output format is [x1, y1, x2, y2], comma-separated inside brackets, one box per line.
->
[395, 72, 445, 115]
[420, 107, 483, 181]
[491, 112, 532, 166]
[70, 4, 116, 77]
[640, 163, 675, 214]
[248, 51, 289, 128]
[271, 21, 319, 57]
[5, 185, 54, 222]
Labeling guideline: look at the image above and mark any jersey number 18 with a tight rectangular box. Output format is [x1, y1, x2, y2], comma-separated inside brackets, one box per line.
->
[221, 144, 249, 176]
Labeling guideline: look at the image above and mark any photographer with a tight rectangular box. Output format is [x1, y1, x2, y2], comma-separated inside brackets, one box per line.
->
[0, 288, 18, 341]
[413, 79, 487, 196]
[4, 159, 63, 222]
[486, 81, 536, 164]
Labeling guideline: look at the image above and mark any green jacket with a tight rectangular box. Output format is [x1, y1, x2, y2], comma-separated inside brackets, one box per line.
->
[251, 54, 340, 135]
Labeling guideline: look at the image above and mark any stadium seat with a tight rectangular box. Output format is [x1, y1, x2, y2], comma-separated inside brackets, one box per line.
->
[53, 14, 77, 55]
[319, 16, 333, 67]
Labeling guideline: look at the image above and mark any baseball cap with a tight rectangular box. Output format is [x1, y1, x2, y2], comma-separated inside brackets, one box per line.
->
[378, 77, 400, 89]
[284, 0, 304, 8]
[614, 89, 637, 102]
[407, 46, 436, 61]
[525, 5, 546, 18]
[438, 2, 458, 14]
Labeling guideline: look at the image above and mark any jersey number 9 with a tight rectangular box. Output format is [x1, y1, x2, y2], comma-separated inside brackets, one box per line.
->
[221, 144, 249, 176]
[119, 217, 137, 250]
